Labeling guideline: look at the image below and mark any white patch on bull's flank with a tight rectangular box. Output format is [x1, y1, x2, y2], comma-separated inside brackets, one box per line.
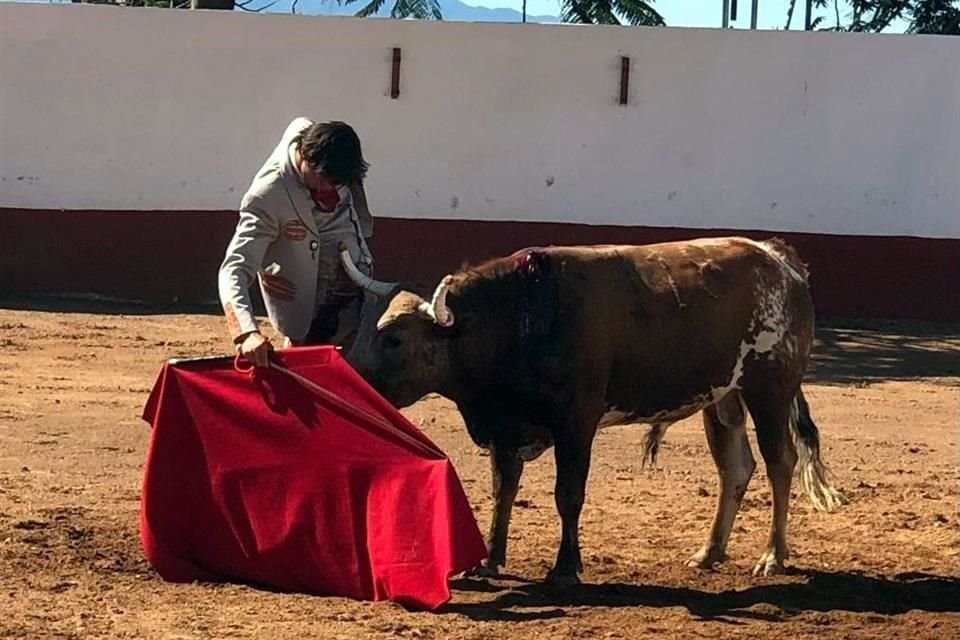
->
[709, 264, 794, 401]
[752, 329, 782, 354]
[710, 338, 751, 403]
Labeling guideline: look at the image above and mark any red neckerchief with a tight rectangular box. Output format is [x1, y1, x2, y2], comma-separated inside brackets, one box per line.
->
[310, 186, 340, 212]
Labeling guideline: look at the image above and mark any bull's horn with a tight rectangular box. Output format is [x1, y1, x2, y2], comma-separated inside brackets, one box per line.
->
[418, 275, 455, 327]
[338, 243, 397, 297]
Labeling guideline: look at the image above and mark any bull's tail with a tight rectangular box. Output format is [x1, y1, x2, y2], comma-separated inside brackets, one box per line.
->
[641, 423, 668, 468]
[789, 388, 845, 511]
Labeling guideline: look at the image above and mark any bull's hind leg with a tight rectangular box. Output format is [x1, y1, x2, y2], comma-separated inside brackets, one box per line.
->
[743, 388, 798, 576]
[688, 391, 755, 570]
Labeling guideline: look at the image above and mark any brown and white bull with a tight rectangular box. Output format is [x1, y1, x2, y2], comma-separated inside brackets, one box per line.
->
[340, 237, 844, 585]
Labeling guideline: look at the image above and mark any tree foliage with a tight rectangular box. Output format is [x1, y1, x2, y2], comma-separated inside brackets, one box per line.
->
[65, 0, 959, 35]
[790, 0, 960, 34]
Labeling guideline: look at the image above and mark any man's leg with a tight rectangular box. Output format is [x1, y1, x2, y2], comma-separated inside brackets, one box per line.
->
[329, 295, 363, 352]
[293, 294, 361, 348]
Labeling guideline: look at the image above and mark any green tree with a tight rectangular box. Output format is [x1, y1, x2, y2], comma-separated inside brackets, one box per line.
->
[72, 0, 664, 24]
[786, 0, 959, 34]
[907, 0, 960, 33]
[341, 0, 664, 24]
[810, 0, 910, 31]
[346, 0, 442, 19]
[557, 0, 664, 25]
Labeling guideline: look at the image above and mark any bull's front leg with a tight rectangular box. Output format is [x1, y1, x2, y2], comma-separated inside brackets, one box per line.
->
[546, 424, 597, 587]
[474, 446, 524, 576]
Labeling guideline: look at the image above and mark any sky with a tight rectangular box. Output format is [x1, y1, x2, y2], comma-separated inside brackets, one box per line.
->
[5, 0, 913, 31]
[520, 0, 795, 29]
[475, 0, 908, 31]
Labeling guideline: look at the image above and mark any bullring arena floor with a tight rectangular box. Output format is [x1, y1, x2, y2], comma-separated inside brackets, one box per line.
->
[0, 299, 957, 639]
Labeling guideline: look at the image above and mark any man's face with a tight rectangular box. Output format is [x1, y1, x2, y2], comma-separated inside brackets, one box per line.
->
[297, 154, 337, 192]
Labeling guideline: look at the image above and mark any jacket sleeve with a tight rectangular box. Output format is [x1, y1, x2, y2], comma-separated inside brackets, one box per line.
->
[217, 197, 279, 341]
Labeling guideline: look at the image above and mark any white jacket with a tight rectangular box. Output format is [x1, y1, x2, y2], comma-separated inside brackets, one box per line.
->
[218, 117, 374, 342]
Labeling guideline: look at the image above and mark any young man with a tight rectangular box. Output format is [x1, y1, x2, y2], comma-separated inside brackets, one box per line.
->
[218, 117, 375, 366]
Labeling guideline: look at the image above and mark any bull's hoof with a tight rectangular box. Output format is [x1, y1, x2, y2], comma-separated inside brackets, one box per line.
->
[686, 545, 728, 570]
[544, 570, 580, 590]
[466, 560, 501, 578]
[752, 549, 788, 577]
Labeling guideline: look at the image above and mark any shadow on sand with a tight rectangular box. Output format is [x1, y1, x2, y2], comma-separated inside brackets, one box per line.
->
[443, 570, 960, 622]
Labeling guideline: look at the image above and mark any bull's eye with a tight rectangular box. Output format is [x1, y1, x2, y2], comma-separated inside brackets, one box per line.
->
[383, 334, 402, 350]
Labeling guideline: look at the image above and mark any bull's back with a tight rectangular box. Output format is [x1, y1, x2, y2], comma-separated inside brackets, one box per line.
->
[543, 237, 812, 419]
[548, 237, 775, 322]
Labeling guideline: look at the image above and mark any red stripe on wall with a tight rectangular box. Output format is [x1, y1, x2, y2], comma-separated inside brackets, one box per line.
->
[1, 208, 957, 321]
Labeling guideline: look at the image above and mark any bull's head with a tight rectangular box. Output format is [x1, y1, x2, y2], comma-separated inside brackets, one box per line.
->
[339, 247, 457, 408]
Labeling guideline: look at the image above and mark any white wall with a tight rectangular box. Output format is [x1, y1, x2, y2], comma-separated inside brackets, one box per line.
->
[2, 4, 958, 239]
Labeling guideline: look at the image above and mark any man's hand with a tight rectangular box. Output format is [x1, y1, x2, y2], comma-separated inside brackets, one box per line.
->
[239, 331, 272, 367]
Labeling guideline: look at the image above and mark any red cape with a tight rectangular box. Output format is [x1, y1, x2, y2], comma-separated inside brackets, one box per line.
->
[140, 346, 486, 610]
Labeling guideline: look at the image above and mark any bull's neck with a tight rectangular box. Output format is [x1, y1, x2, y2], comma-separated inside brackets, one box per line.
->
[439, 275, 530, 406]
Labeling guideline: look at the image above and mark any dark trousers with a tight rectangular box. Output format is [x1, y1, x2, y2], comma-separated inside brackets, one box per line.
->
[292, 291, 363, 350]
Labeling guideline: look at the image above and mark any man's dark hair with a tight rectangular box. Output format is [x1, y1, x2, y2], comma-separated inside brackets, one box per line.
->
[295, 121, 369, 185]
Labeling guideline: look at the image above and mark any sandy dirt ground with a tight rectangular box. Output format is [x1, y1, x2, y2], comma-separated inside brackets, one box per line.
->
[0, 300, 957, 639]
